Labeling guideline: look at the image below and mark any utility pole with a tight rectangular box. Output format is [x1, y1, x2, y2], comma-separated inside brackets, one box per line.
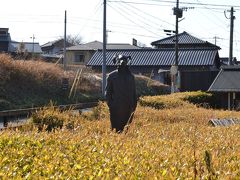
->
[224, 7, 236, 110]
[30, 34, 35, 55]
[63, 10, 67, 71]
[175, 0, 180, 67]
[102, 0, 107, 96]
[61, 10, 69, 91]
[171, 0, 182, 93]
[213, 36, 220, 45]
[228, 7, 235, 66]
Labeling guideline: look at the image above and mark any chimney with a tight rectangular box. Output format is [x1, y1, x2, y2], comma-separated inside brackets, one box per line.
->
[132, 38, 137, 46]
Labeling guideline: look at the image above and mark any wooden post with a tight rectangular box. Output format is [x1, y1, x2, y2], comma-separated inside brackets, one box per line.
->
[228, 92, 231, 110]
[233, 92, 236, 110]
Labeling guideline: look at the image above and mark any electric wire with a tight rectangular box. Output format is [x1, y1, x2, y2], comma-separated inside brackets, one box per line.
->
[108, 0, 240, 10]
[113, 1, 170, 33]
[107, 3, 161, 37]
[113, 0, 175, 27]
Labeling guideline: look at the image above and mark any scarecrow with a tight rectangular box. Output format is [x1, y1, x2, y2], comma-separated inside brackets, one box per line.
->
[105, 54, 137, 132]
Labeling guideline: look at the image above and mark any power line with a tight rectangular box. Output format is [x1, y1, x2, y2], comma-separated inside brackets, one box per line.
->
[111, 0, 175, 27]
[107, 3, 161, 36]
[113, 1, 172, 32]
[78, 0, 102, 34]
[109, 29, 159, 38]
[194, 0, 225, 13]
[108, 0, 240, 9]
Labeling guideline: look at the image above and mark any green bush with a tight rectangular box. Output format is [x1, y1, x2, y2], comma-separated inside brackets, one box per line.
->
[139, 93, 190, 109]
[81, 101, 109, 121]
[31, 105, 76, 132]
[139, 91, 215, 109]
[181, 91, 217, 108]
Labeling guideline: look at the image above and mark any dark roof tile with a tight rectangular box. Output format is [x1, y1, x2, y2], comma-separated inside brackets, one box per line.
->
[208, 66, 240, 92]
[87, 48, 218, 66]
[151, 31, 220, 49]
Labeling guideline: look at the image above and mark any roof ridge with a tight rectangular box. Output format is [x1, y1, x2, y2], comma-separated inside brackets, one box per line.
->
[151, 31, 219, 49]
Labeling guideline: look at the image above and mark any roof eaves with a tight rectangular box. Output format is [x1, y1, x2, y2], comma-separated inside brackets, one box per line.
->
[208, 68, 223, 92]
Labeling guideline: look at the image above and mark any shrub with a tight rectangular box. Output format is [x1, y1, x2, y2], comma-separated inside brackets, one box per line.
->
[31, 104, 78, 132]
[1, 104, 240, 179]
[181, 91, 215, 108]
[139, 91, 215, 109]
[1, 93, 240, 178]
[139, 93, 191, 109]
[135, 75, 170, 97]
[81, 101, 109, 121]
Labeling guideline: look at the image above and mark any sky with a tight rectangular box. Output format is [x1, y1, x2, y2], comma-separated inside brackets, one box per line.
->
[1, 0, 240, 59]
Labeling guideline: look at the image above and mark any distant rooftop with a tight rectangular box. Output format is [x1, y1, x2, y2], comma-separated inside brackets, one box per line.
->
[9, 41, 42, 53]
[41, 39, 62, 48]
[209, 66, 240, 92]
[87, 48, 219, 67]
[67, 40, 141, 51]
[0, 28, 11, 42]
[0, 28, 9, 32]
[151, 31, 220, 50]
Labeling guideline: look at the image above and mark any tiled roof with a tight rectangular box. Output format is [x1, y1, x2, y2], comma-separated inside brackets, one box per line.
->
[107, 43, 140, 49]
[41, 39, 63, 48]
[208, 66, 240, 92]
[67, 41, 140, 51]
[67, 41, 102, 50]
[151, 31, 220, 49]
[87, 48, 219, 66]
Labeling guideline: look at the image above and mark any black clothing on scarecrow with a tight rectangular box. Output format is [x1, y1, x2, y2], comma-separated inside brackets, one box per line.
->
[105, 55, 137, 132]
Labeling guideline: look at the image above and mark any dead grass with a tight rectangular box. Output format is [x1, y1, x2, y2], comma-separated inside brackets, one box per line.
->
[0, 53, 170, 110]
[0, 54, 101, 109]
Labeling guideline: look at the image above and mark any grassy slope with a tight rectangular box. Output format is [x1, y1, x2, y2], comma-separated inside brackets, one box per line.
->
[0, 53, 170, 110]
[0, 93, 239, 179]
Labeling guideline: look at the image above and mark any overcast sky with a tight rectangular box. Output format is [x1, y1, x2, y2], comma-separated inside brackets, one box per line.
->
[1, 0, 240, 59]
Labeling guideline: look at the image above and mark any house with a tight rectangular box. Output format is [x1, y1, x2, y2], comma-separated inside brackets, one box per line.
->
[220, 57, 239, 66]
[41, 39, 73, 62]
[0, 28, 11, 52]
[87, 32, 221, 91]
[9, 41, 42, 55]
[41, 39, 72, 55]
[208, 66, 240, 110]
[0, 27, 42, 55]
[66, 40, 140, 65]
[0, 28, 42, 59]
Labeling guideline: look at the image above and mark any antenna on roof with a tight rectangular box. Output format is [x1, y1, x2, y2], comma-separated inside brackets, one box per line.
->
[164, 29, 176, 36]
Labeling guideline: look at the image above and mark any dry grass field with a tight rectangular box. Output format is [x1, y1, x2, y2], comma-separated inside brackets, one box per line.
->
[0, 53, 169, 110]
[0, 54, 102, 110]
[0, 92, 239, 179]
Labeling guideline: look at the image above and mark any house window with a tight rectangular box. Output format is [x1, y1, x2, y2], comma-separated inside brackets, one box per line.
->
[75, 54, 85, 63]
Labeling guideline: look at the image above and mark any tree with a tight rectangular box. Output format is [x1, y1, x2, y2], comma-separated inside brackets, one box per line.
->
[60, 34, 83, 46]
[17, 41, 25, 54]
[67, 34, 83, 45]
[17, 42, 29, 59]
[137, 41, 147, 48]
